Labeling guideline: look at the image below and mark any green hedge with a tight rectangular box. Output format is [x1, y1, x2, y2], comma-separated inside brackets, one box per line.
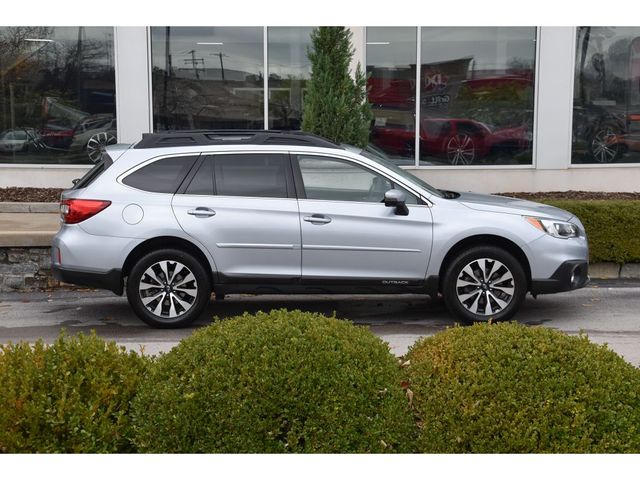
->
[406, 322, 640, 453]
[7, 314, 640, 453]
[132, 309, 415, 453]
[0, 332, 149, 453]
[541, 200, 640, 264]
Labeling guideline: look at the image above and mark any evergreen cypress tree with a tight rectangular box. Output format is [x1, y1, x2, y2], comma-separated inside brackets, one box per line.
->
[302, 27, 372, 148]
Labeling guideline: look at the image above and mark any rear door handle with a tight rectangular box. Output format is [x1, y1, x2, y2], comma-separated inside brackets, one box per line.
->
[187, 207, 216, 218]
[303, 214, 332, 225]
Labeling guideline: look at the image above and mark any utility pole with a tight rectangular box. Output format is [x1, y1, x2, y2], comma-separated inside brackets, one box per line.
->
[216, 52, 225, 81]
[76, 26, 84, 107]
[209, 52, 229, 82]
[184, 50, 204, 80]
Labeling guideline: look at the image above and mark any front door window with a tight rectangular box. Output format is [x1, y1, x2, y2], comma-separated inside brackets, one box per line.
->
[297, 155, 418, 204]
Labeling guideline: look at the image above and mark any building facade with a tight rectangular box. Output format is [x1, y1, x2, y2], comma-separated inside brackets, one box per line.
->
[1, 26, 639, 192]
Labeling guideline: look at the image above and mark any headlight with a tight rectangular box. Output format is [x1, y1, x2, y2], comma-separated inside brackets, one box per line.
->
[525, 217, 580, 239]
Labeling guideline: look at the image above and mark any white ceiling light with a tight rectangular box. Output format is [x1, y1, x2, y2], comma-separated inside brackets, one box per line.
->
[366, 42, 390, 45]
[197, 42, 224, 45]
[25, 38, 54, 43]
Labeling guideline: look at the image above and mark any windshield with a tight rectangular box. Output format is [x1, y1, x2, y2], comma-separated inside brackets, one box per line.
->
[344, 144, 444, 198]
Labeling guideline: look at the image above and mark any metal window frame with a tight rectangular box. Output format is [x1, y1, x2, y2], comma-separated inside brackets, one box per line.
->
[263, 26, 269, 130]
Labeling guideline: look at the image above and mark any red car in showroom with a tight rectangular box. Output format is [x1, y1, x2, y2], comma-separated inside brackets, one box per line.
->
[371, 117, 531, 165]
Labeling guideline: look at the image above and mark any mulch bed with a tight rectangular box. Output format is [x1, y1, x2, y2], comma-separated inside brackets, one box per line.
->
[0, 187, 65, 203]
[0, 187, 639, 203]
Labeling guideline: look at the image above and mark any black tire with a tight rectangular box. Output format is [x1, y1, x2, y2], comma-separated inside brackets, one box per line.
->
[404, 139, 416, 158]
[442, 246, 527, 324]
[126, 248, 211, 328]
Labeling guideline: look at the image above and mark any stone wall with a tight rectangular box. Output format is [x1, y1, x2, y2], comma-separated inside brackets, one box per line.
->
[0, 247, 58, 291]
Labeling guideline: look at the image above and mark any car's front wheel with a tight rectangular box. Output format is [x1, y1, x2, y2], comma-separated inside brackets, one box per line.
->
[588, 124, 623, 163]
[126, 249, 211, 328]
[442, 246, 527, 324]
[445, 132, 476, 165]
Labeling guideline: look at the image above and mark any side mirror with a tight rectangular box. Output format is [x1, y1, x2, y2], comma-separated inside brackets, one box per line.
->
[384, 189, 409, 216]
[72, 178, 80, 186]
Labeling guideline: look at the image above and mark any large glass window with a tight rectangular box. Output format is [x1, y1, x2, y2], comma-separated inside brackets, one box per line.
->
[572, 27, 640, 164]
[419, 27, 536, 166]
[366, 27, 417, 166]
[0, 27, 116, 165]
[268, 27, 313, 130]
[151, 27, 264, 132]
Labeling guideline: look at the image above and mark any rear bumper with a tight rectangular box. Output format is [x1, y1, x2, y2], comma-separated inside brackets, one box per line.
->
[52, 264, 123, 295]
[530, 260, 589, 295]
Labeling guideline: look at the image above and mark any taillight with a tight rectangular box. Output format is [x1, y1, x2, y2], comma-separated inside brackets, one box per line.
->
[60, 199, 111, 224]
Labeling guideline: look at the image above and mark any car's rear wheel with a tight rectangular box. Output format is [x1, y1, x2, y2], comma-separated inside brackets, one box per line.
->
[127, 249, 211, 328]
[442, 246, 527, 324]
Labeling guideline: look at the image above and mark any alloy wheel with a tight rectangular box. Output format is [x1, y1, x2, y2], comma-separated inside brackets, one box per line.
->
[138, 260, 198, 319]
[446, 134, 475, 165]
[590, 127, 619, 163]
[86, 132, 117, 163]
[455, 258, 515, 316]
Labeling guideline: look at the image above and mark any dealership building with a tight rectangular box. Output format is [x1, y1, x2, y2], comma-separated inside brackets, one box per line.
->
[1, 26, 639, 193]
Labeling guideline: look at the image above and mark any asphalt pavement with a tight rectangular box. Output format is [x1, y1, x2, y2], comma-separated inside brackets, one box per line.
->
[0, 280, 639, 364]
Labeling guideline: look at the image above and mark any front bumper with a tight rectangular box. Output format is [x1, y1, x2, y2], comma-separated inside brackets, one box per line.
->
[52, 264, 123, 295]
[530, 260, 589, 295]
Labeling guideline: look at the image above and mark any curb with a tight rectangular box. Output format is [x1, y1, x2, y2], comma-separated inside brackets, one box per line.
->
[0, 202, 58, 214]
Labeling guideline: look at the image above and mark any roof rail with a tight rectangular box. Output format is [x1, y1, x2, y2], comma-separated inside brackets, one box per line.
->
[133, 130, 343, 150]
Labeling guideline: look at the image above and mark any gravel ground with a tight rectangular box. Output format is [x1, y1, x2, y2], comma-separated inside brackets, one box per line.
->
[1, 187, 639, 203]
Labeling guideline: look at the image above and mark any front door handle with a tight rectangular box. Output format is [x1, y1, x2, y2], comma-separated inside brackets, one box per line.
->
[303, 214, 332, 225]
[187, 207, 216, 218]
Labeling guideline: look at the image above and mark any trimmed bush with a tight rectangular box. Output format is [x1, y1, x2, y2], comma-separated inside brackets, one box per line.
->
[406, 322, 640, 453]
[132, 309, 415, 453]
[539, 199, 640, 264]
[0, 332, 149, 453]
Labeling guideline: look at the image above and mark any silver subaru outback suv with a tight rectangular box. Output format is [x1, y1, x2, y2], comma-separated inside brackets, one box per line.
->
[51, 130, 589, 328]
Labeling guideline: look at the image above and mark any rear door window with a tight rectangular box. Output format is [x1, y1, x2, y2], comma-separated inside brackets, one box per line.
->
[213, 154, 290, 198]
[123, 155, 199, 193]
[184, 157, 214, 195]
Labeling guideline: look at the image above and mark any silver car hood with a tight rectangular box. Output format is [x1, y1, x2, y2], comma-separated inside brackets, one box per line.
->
[454, 191, 574, 221]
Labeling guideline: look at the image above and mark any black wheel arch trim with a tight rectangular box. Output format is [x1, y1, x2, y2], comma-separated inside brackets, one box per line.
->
[437, 235, 533, 293]
[122, 236, 217, 286]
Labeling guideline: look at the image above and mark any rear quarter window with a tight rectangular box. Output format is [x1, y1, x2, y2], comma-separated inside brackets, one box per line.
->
[72, 154, 114, 190]
[123, 156, 199, 193]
